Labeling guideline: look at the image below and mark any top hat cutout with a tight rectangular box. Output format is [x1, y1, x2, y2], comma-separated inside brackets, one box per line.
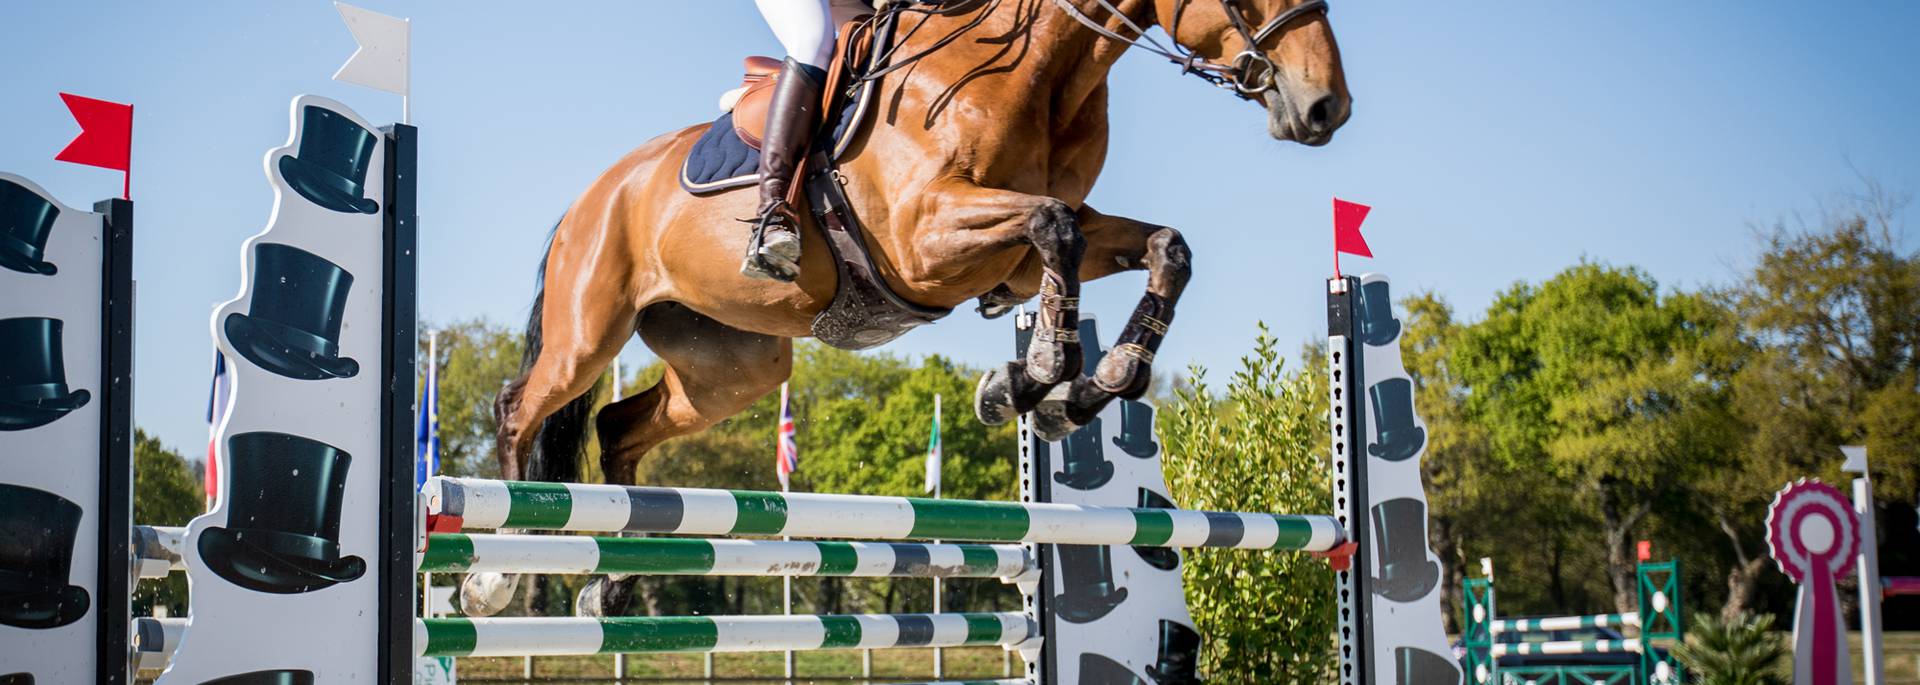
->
[0, 179, 60, 276]
[1356, 280, 1401, 347]
[0, 317, 92, 431]
[1145, 619, 1202, 684]
[1371, 498, 1441, 602]
[198, 432, 366, 594]
[1396, 647, 1462, 685]
[278, 105, 380, 215]
[224, 243, 360, 381]
[1080, 653, 1148, 685]
[0, 673, 33, 685]
[1053, 543, 1128, 623]
[1112, 400, 1160, 459]
[0, 484, 92, 629]
[1053, 416, 1113, 491]
[1366, 378, 1425, 462]
[202, 670, 316, 685]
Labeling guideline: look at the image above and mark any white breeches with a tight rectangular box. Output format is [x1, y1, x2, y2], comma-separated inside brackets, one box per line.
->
[755, 0, 838, 68]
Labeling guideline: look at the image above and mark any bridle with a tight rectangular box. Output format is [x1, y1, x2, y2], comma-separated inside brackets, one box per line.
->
[1050, 0, 1328, 101]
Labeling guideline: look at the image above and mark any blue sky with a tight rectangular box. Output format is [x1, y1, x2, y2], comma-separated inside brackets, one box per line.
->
[3, 1, 1916, 457]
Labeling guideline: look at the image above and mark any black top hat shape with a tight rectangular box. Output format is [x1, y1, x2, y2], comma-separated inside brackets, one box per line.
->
[1395, 646, 1462, 685]
[0, 484, 91, 629]
[202, 670, 316, 685]
[0, 317, 92, 432]
[1145, 619, 1202, 684]
[1080, 653, 1148, 685]
[1132, 489, 1180, 572]
[1053, 416, 1113, 491]
[0, 673, 33, 685]
[198, 432, 366, 594]
[1366, 378, 1425, 462]
[1111, 400, 1160, 459]
[224, 243, 360, 381]
[0, 179, 60, 276]
[1053, 543, 1127, 623]
[278, 105, 380, 215]
[1356, 280, 1401, 347]
[1371, 498, 1441, 602]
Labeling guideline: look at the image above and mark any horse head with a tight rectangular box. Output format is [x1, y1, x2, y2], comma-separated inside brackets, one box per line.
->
[1150, 0, 1351, 145]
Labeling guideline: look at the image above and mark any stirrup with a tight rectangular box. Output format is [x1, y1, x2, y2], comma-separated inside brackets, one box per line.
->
[740, 209, 800, 282]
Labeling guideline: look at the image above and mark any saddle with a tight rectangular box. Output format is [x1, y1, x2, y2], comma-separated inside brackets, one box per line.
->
[680, 12, 953, 351]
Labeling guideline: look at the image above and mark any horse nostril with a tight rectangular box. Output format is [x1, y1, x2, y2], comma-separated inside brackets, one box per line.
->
[1306, 95, 1338, 133]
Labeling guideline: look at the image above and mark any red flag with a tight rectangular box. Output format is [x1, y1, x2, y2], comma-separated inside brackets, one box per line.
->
[1636, 540, 1652, 562]
[1332, 197, 1372, 277]
[54, 93, 133, 198]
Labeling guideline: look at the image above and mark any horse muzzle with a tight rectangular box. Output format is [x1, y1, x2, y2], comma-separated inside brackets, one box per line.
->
[1262, 86, 1350, 147]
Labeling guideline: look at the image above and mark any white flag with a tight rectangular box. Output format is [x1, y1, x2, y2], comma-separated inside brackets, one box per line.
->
[332, 2, 410, 96]
[924, 395, 942, 495]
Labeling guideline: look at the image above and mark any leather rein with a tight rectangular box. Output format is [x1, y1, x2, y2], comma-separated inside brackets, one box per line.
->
[1050, 0, 1328, 101]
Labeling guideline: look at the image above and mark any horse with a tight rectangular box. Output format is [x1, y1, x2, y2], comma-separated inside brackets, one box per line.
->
[466, 0, 1350, 617]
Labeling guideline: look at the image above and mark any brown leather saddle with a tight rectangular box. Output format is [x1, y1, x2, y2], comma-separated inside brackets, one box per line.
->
[685, 13, 952, 351]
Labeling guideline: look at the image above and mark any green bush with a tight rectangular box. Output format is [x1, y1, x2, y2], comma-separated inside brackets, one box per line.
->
[1671, 611, 1788, 685]
[1161, 325, 1336, 684]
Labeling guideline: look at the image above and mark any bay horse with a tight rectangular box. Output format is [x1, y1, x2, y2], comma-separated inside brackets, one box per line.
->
[468, 0, 1350, 616]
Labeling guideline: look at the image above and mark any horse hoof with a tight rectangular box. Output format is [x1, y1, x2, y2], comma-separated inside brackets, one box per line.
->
[1030, 385, 1081, 442]
[975, 364, 1019, 426]
[575, 575, 635, 618]
[459, 572, 521, 617]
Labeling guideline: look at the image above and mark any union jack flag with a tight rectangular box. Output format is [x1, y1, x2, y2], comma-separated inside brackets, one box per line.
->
[776, 382, 798, 491]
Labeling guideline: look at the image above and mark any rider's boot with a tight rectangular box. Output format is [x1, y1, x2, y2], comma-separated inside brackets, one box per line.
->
[742, 58, 826, 282]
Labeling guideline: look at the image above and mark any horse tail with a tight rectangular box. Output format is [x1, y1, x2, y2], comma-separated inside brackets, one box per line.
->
[519, 217, 595, 485]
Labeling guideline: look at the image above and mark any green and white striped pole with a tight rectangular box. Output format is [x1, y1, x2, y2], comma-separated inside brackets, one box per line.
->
[1490, 639, 1643, 657]
[420, 534, 1032, 578]
[415, 612, 1034, 658]
[1490, 613, 1640, 635]
[425, 477, 1344, 552]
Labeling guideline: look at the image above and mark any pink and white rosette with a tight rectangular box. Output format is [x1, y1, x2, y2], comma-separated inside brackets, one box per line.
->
[1765, 479, 1860, 685]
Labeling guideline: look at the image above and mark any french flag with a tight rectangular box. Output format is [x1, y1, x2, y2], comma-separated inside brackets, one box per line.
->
[204, 352, 229, 504]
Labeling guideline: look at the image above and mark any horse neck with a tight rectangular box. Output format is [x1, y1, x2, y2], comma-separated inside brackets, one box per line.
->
[902, 0, 1156, 123]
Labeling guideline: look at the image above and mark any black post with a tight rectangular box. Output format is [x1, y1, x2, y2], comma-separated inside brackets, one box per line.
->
[379, 123, 419, 682]
[94, 197, 135, 683]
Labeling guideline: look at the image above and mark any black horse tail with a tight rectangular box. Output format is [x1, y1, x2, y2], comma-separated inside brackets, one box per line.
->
[518, 218, 596, 485]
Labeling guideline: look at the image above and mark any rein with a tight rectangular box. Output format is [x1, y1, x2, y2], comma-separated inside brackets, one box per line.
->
[1050, 0, 1327, 100]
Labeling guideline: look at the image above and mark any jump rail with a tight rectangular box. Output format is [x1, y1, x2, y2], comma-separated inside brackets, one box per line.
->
[421, 534, 1033, 579]
[1490, 612, 1640, 634]
[416, 613, 1036, 658]
[1490, 639, 1643, 657]
[425, 477, 1345, 552]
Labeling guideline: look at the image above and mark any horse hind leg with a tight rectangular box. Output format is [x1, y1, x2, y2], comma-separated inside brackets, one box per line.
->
[575, 301, 794, 618]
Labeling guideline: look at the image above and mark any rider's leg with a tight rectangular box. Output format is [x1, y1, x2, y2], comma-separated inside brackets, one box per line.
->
[744, 0, 835, 282]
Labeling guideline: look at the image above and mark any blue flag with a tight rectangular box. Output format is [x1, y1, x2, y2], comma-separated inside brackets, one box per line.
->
[415, 339, 439, 490]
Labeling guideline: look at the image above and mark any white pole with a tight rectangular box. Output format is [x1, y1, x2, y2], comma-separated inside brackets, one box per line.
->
[932, 394, 944, 679]
[401, 19, 412, 124]
[784, 479, 795, 681]
[612, 355, 625, 681]
[1845, 446, 1885, 685]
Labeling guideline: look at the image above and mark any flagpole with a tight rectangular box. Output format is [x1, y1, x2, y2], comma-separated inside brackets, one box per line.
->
[779, 382, 796, 681]
[931, 394, 944, 679]
[402, 19, 412, 125]
[421, 329, 435, 623]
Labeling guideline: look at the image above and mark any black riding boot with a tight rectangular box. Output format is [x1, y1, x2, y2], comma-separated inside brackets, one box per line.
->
[742, 58, 826, 282]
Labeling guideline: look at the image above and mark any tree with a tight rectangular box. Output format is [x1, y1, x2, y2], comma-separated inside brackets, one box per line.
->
[1714, 188, 1920, 617]
[1451, 263, 1737, 614]
[133, 430, 201, 617]
[1161, 325, 1336, 683]
[418, 319, 526, 479]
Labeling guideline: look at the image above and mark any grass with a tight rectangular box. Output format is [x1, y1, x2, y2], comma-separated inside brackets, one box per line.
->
[451, 647, 1020, 682]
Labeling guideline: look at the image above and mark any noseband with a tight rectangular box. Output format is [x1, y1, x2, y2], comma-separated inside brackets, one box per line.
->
[1051, 0, 1328, 101]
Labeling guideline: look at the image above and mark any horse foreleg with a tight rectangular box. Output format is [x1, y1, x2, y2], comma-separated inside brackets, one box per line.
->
[914, 186, 1087, 428]
[1035, 207, 1191, 436]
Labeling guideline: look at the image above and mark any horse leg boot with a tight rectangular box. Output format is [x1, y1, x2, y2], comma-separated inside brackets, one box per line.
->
[1033, 220, 1191, 438]
[976, 201, 1086, 433]
[741, 58, 825, 282]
